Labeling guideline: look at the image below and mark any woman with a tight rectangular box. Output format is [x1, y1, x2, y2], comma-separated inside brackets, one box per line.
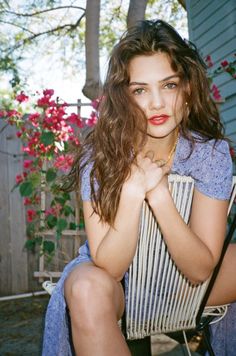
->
[43, 19, 235, 355]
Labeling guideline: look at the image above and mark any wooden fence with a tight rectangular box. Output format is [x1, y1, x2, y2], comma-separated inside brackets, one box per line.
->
[0, 101, 90, 296]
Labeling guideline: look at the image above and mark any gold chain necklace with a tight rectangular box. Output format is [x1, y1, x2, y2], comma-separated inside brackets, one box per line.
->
[155, 128, 179, 167]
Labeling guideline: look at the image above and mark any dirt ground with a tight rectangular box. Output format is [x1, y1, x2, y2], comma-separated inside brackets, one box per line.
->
[0, 294, 203, 356]
[0, 295, 50, 356]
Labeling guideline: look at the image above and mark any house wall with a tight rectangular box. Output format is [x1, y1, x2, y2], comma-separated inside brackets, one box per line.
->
[185, 0, 236, 146]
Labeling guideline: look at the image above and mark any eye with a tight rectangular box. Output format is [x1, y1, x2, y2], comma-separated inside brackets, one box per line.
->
[164, 82, 178, 89]
[132, 87, 146, 95]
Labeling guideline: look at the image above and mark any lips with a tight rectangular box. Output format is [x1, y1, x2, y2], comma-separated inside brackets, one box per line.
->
[148, 115, 170, 125]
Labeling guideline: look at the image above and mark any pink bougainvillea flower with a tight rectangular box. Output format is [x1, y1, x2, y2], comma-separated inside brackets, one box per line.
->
[16, 131, 22, 138]
[69, 136, 80, 146]
[28, 113, 40, 127]
[74, 137, 80, 145]
[23, 146, 37, 157]
[24, 197, 32, 205]
[27, 209, 37, 222]
[205, 54, 213, 68]
[16, 91, 29, 103]
[37, 96, 51, 108]
[45, 203, 63, 217]
[67, 113, 84, 128]
[91, 98, 100, 110]
[37, 88, 56, 107]
[23, 159, 33, 169]
[85, 111, 98, 127]
[211, 84, 222, 101]
[0, 110, 7, 117]
[16, 174, 24, 184]
[43, 89, 54, 97]
[221, 60, 229, 67]
[7, 110, 21, 119]
[54, 154, 74, 172]
[230, 146, 235, 158]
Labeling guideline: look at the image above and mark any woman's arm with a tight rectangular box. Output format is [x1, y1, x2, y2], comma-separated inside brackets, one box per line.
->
[83, 188, 143, 281]
[83, 156, 169, 281]
[147, 179, 228, 284]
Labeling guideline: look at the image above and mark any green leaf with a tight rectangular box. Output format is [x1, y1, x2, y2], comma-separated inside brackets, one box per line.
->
[30, 172, 41, 187]
[79, 221, 85, 229]
[35, 236, 43, 245]
[46, 214, 57, 228]
[63, 205, 74, 216]
[40, 131, 55, 146]
[26, 222, 35, 238]
[69, 222, 77, 230]
[46, 168, 57, 182]
[43, 240, 55, 255]
[24, 239, 35, 251]
[19, 181, 33, 197]
[54, 196, 66, 206]
[56, 218, 67, 232]
[63, 192, 71, 201]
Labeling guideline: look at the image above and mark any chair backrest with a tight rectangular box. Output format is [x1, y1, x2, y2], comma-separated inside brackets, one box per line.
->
[125, 174, 236, 340]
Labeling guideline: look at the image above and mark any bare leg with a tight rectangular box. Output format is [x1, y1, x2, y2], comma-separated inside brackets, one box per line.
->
[207, 244, 236, 306]
[64, 262, 131, 356]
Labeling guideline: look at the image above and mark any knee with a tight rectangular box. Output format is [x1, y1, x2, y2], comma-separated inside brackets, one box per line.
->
[65, 268, 115, 315]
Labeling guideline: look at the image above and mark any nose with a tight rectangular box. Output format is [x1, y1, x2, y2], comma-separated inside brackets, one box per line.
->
[148, 88, 164, 111]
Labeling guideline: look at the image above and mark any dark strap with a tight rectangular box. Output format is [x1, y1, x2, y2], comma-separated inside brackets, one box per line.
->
[197, 212, 236, 324]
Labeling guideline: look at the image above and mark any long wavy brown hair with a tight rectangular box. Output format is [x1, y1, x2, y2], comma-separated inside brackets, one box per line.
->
[66, 19, 225, 225]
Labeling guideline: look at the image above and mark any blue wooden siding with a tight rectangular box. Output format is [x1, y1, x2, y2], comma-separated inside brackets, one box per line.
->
[186, 0, 236, 146]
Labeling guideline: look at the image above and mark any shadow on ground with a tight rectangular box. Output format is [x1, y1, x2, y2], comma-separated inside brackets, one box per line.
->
[0, 295, 50, 356]
[0, 294, 204, 356]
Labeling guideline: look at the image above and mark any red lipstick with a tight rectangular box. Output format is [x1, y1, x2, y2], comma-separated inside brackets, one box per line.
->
[148, 115, 170, 125]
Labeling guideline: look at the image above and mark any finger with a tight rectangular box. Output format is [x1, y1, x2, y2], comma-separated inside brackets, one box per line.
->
[136, 153, 145, 165]
[136, 153, 152, 168]
[161, 164, 171, 175]
[145, 150, 155, 161]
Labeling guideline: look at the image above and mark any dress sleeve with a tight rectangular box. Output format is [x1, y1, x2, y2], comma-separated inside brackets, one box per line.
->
[80, 162, 93, 201]
[194, 140, 233, 200]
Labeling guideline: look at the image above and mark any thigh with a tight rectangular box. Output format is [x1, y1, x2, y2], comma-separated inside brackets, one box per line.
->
[64, 261, 125, 320]
[207, 244, 236, 306]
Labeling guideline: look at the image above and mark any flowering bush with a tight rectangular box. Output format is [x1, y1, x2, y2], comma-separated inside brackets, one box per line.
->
[205, 53, 236, 102]
[1, 89, 98, 257]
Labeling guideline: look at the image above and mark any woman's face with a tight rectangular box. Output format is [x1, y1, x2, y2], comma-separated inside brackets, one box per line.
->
[128, 52, 185, 139]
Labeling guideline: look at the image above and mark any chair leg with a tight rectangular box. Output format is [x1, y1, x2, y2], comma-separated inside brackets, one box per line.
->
[121, 277, 151, 356]
[201, 328, 215, 356]
[126, 336, 152, 356]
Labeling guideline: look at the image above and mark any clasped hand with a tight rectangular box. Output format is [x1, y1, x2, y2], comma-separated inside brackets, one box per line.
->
[123, 154, 170, 200]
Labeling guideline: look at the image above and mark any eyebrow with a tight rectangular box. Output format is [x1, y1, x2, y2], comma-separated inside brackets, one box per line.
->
[129, 74, 179, 86]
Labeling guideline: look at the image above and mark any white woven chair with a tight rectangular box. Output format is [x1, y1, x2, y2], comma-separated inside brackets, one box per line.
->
[124, 174, 236, 355]
[43, 174, 236, 355]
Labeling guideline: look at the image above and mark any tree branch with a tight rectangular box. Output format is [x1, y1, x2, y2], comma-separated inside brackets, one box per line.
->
[0, 0, 10, 9]
[0, 122, 9, 134]
[4, 13, 85, 55]
[1, 6, 85, 18]
[0, 19, 35, 34]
